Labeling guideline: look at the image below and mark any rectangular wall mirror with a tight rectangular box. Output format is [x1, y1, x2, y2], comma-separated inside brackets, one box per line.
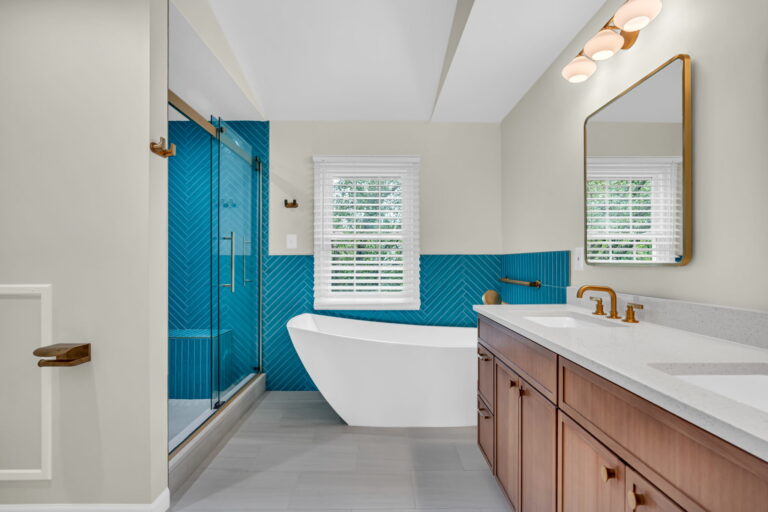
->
[584, 54, 691, 265]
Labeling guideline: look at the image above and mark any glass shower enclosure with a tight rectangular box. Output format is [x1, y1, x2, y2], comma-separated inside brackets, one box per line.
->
[167, 102, 262, 452]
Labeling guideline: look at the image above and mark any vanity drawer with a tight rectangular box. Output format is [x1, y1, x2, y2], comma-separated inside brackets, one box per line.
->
[477, 396, 494, 470]
[478, 316, 557, 403]
[559, 358, 768, 512]
[477, 343, 494, 408]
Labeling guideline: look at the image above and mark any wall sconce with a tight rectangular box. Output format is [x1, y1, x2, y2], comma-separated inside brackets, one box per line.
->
[562, 0, 662, 83]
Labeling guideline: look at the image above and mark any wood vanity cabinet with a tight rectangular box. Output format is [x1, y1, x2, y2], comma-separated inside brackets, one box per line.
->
[477, 315, 768, 512]
[477, 344, 494, 407]
[495, 361, 521, 508]
[558, 412, 626, 512]
[477, 396, 494, 468]
[494, 358, 557, 512]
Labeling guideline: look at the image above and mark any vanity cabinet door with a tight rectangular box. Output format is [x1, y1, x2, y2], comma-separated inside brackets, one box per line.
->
[495, 361, 521, 509]
[478, 343, 494, 408]
[558, 412, 625, 512]
[625, 468, 684, 512]
[477, 396, 494, 469]
[521, 381, 557, 512]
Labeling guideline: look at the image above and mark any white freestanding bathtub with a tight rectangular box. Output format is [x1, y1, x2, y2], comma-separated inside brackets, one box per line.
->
[287, 313, 477, 427]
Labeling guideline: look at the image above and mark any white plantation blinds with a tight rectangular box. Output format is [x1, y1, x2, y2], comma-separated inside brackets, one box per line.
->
[586, 157, 683, 264]
[313, 156, 420, 310]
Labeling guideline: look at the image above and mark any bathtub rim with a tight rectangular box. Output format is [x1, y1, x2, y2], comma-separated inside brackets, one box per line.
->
[287, 313, 477, 349]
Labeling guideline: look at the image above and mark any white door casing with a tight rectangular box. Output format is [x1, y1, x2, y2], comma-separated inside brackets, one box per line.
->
[0, 285, 52, 481]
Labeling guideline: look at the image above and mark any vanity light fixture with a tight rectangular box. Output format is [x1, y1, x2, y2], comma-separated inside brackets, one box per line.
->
[614, 0, 663, 32]
[583, 29, 625, 61]
[561, 55, 597, 83]
[562, 0, 662, 83]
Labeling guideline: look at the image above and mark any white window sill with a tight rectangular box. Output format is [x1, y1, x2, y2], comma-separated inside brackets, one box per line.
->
[314, 300, 421, 311]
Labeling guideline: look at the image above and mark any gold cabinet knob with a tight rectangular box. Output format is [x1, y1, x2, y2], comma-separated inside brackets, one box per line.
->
[600, 466, 617, 482]
[627, 490, 645, 510]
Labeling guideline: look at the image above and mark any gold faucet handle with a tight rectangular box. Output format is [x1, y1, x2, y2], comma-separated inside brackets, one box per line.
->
[623, 303, 644, 323]
[589, 296, 606, 316]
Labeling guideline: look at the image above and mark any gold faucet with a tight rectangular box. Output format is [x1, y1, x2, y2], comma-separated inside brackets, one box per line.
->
[577, 285, 621, 319]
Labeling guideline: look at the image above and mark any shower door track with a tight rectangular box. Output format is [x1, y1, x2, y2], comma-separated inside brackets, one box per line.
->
[168, 373, 261, 460]
[168, 89, 217, 138]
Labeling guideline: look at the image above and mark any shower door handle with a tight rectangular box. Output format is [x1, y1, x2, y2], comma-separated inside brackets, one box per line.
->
[243, 240, 252, 284]
[221, 231, 236, 293]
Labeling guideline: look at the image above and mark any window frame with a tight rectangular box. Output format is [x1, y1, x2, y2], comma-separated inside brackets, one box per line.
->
[313, 155, 420, 310]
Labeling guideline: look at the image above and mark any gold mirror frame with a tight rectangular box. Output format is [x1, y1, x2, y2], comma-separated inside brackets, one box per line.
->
[583, 54, 692, 266]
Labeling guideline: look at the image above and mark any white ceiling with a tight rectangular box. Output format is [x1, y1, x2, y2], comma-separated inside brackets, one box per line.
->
[432, 0, 606, 122]
[210, 0, 456, 121]
[169, 3, 263, 121]
[171, 0, 609, 122]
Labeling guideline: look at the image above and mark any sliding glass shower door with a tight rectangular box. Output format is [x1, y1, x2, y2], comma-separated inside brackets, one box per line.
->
[216, 120, 260, 404]
[168, 104, 217, 450]
[167, 105, 261, 452]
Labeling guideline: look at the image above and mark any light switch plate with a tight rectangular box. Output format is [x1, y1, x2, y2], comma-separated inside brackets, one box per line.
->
[572, 247, 585, 271]
[286, 234, 297, 250]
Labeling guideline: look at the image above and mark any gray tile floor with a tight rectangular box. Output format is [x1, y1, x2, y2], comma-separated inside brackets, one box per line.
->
[172, 391, 511, 511]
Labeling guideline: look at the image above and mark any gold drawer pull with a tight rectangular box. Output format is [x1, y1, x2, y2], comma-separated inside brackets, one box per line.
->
[477, 408, 491, 419]
[628, 490, 645, 510]
[477, 353, 491, 361]
[600, 466, 616, 482]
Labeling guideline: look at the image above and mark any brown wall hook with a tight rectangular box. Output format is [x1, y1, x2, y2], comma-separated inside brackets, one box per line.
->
[150, 137, 176, 158]
[33, 343, 91, 367]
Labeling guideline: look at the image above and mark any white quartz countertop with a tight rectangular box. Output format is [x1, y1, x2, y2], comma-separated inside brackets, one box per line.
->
[473, 304, 768, 462]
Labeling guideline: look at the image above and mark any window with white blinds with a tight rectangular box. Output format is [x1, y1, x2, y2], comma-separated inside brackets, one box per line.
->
[313, 155, 420, 310]
[586, 157, 683, 264]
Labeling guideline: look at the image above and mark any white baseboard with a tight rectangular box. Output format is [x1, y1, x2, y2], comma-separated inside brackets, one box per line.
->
[0, 488, 169, 512]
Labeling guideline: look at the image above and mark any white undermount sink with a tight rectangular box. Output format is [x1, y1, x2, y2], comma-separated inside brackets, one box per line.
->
[523, 313, 627, 329]
[650, 363, 768, 414]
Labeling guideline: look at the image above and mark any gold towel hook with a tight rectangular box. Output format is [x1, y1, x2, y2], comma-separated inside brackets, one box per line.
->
[150, 137, 176, 158]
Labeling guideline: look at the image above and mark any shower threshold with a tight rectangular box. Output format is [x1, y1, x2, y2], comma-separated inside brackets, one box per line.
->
[168, 373, 257, 452]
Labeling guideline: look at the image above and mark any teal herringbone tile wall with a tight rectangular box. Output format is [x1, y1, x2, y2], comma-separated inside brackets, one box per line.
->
[170, 121, 570, 391]
[500, 251, 570, 304]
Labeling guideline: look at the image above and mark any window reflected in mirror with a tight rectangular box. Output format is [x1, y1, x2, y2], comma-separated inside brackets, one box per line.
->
[584, 55, 691, 265]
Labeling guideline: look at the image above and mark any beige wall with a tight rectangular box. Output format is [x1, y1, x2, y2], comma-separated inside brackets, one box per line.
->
[500, 0, 768, 311]
[270, 121, 503, 255]
[588, 122, 682, 157]
[0, 0, 168, 506]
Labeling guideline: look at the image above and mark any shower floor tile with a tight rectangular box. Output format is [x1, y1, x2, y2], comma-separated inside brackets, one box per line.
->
[171, 391, 510, 511]
[168, 399, 212, 451]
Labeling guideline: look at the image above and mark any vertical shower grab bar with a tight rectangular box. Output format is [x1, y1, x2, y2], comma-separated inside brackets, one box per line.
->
[244, 240, 252, 284]
[221, 231, 236, 293]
